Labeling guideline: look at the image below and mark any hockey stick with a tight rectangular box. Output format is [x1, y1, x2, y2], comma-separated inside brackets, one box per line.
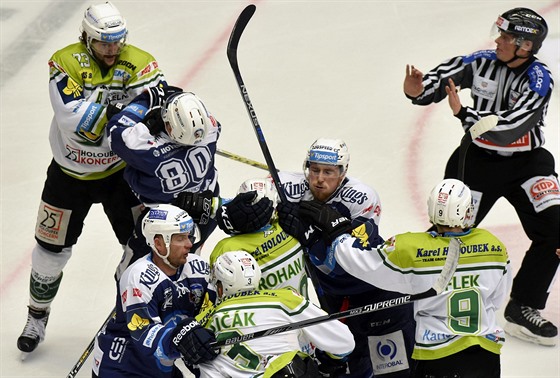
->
[226, 4, 286, 202]
[66, 307, 116, 378]
[216, 148, 270, 171]
[212, 237, 461, 347]
[457, 115, 498, 181]
[226, 4, 329, 309]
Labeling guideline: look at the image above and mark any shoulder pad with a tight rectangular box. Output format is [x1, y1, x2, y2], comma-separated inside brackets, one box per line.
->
[462, 50, 496, 64]
[527, 62, 551, 97]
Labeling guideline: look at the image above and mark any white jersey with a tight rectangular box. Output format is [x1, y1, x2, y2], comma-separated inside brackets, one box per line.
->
[278, 171, 384, 295]
[209, 219, 309, 298]
[322, 228, 512, 359]
[196, 289, 354, 377]
[48, 42, 165, 179]
[278, 171, 381, 223]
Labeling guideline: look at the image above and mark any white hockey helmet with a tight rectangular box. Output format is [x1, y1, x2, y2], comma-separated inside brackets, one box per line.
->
[81, 2, 127, 56]
[303, 138, 350, 176]
[212, 251, 261, 298]
[427, 179, 474, 228]
[142, 204, 198, 266]
[162, 92, 211, 146]
[237, 176, 279, 209]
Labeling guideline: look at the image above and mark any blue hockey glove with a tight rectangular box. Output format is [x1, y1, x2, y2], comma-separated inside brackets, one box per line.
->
[170, 317, 219, 365]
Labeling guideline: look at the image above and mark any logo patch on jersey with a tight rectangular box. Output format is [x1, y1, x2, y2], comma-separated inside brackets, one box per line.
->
[59, 76, 83, 102]
[368, 330, 409, 374]
[528, 62, 550, 97]
[472, 75, 497, 101]
[351, 224, 369, 247]
[521, 175, 560, 212]
[127, 313, 150, 331]
[139, 263, 161, 289]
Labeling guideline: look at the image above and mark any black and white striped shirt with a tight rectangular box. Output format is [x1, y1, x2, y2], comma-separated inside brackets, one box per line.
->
[411, 50, 553, 153]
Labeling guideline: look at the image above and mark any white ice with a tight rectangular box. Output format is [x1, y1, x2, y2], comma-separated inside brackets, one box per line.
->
[1, 1, 558, 377]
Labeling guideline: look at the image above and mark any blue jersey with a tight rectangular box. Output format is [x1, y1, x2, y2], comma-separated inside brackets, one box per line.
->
[92, 254, 215, 378]
[107, 96, 221, 205]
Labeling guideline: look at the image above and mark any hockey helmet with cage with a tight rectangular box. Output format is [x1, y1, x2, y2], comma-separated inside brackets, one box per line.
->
[81, 2, 127, 57]
[161, 92, 211, 146]
[212, 251, 261, 298]
[142, 204, 198, 266]
[303, 138, 350, 176]
[427, 179, 474, 228]
[494, 8, 548, 54]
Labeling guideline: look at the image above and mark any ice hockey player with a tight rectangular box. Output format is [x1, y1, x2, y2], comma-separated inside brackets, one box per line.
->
[209, 177, 310, 298]
[17, 1, 166, 357]
[404, 7, 559, 346]
[92, 204, 218, 377]
[197, 251, 355, 377]
[108, 90, 273, 275]
[295, 178, 512, 377]
[276, 138, 416, 377]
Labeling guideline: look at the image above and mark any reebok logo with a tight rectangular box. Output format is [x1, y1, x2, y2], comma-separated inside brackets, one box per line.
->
[172, 320, 198, 346]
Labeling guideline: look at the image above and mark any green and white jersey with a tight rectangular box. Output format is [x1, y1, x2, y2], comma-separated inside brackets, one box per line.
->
[196, 289, 354, 377]
[210, 220, 309, 298]
[330, 228, 512, 360]
[48, 42, 165, 179]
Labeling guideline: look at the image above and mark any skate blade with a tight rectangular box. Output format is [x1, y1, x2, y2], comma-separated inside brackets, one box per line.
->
[20, 352, 30, 361]
[504, 322, 557, 347]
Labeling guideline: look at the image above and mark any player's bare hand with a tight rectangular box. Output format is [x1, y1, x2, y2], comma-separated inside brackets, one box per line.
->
[404, 64, 424, 97]
[445, 78, 462, 115]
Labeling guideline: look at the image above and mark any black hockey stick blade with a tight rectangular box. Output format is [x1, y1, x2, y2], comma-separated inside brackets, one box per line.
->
[458, 115, 498, 181]
[227, 4, 256, 72]
[212, 238, 461, 347]
[66, 308, 116, 378]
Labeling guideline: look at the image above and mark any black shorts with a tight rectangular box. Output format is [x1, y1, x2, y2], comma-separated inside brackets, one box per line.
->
[35, 160, 141, 251]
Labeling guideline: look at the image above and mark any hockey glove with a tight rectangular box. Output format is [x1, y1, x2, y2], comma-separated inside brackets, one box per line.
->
[145, 85, 183, 109]
[315, 349, 348, 377]
[172, 190, 215, 225]
[277, 201, 320, 247]
[216, 191, 273, 234]
[142, 106, 166, 136]
[106, 102, 126, 120]
[170, 317, 219, 365]
[299, 200, 353, 244]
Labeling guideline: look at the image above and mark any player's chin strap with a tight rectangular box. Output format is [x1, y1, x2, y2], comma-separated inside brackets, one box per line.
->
[210, 238, 462, 348]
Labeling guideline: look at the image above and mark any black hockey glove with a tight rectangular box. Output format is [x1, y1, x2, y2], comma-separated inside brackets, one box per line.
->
[142, 106, 166, 136]
[106, 102, 126, 120]
[172, 190, 214, 225]
[170, 317, 219, 365]
[146, 85, 183, 109]
[277, 201, 320, 247]
[216, 191, 273, 234]
[299, 200, 353, 244]
[315, 349, 348, 377]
